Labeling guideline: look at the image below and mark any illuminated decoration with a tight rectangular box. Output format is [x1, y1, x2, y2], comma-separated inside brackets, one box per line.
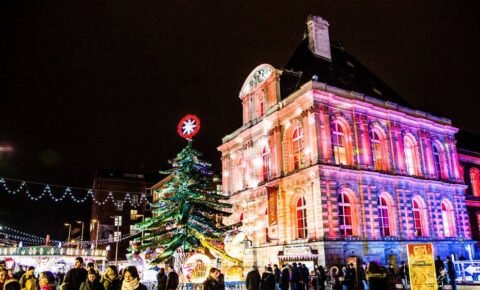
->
[0, 177, 152, 207]
[224, 231, 245, 260]
[1, 225, 140, 246]
[0, 246, 107, 258]
[0, 246, 107, 274]
[225, 265, 244, 282]
[134, 142, 239, 265]
[181, 253, 212, 283]
[218, 15, 472, 267]
[177, 114, 201, 140]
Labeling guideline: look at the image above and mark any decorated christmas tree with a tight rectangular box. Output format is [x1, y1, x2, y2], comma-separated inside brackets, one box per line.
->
[135, 140, 239, 264]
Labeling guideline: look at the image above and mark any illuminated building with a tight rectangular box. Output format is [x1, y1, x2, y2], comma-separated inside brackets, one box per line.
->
[218, 15, 473, 267]
[457, 132, 480, 258]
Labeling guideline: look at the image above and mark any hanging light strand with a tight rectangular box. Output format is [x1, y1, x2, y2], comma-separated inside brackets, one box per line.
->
[0, 177, 153, 207]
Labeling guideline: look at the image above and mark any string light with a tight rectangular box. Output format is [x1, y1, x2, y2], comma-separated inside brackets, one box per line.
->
[2, 225, 141, 247]
[0, 177, 153, 207]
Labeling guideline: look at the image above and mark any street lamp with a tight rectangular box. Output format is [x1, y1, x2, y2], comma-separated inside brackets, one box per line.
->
[64, 223, 71, 245]
[76, 221, 84, 249]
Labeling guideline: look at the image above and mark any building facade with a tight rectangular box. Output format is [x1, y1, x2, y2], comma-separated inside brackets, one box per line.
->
[218, 16, 473, 268]
[457, 132, 480, 258]
[90, 169, 157, 261]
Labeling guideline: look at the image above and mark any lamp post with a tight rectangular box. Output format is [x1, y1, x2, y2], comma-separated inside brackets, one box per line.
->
[76, 221, 84, 249]
[64, 223, 71, 246]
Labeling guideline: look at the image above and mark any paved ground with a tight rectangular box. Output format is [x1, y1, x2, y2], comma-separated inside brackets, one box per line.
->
[458, 285, 480, 289]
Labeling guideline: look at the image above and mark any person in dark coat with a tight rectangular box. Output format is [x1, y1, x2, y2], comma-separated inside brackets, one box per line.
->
[279, 265, 290, 290]
[101, 265, 120, 290]
[79, 270, 103, 290]
[446, 257, 456, 290]
[260, 266, 275, 290]
[156, 268, 167, 290]
[121, 266, 147, 290]
[317, 266, 326, 290]
[344, 264, 356, 290]
[246, 266, 261, 290]
[273, 265, 281, 290]
[398, 261, 409, 290]
[435, 256, 445, 278]
[64, 257, 88, 290]
[202, 268, 221, 290]
[166, 265, 179, 290]
[365, 262, 387, 290]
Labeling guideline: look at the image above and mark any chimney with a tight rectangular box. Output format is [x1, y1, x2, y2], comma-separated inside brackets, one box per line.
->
[306, 15, 332, 61]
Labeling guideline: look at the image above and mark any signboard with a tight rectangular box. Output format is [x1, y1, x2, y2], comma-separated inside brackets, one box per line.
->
[266, 186, 278, 226]
[0, 247, 107, 258]
[407, 243, 436, 290]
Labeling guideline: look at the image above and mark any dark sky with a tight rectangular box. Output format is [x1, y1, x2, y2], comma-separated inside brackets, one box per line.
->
[1, 2, 480, 240]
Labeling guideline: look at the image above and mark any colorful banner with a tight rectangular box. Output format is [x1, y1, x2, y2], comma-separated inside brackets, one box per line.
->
[266, 186, 278, 226]
[407, 243, 436, 290]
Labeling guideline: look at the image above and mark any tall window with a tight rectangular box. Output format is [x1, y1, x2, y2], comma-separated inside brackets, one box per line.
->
[432, 143, 443, 178]
[370, 129, 386, 170]
[338, 193, 353, 236]
[470, 168, 480, 197]
[332, 122, 347, 165]
[404, 136, 417, 175]
[292, 127, 304, 170]
[296, 197, 308, 239]
[378, 196, 391, 237]
[441, 200, 455, 237]
[265, 208, 269, 242]
[258, 93, 265, 117]
[262, 146, 270, 181]
[412, 198, 427, 237]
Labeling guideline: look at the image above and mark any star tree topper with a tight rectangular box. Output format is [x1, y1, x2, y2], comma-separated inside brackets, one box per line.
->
[177, 114, 201, 140]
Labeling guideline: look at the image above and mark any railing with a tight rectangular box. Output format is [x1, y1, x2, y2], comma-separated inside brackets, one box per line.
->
[454, 260, 480, 284]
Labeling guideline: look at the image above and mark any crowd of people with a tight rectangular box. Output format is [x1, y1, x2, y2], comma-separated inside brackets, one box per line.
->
[0, 256, 460, 290]
[0, 257, 152, 290]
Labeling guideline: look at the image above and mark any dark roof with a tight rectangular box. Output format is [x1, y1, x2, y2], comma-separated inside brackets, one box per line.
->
[457, 130, 480, 155]
[280, 38, 411, 107]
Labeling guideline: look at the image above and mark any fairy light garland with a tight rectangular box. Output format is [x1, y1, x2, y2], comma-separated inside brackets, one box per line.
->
[1, 225, 142, 247]
[0, 177, 153, 207]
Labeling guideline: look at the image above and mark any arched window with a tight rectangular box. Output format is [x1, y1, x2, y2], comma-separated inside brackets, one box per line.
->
[470, 168, 480, 197]
[332, 121, 347, 165]
[370, 128, 388, 171]
[296, 197, 308, 239]
[292, 127, 304, 170]
[378, 196, 391, 237]
[258, 93, 265, 117]
[338, 193, 353, 236]
[262, 146, 270, 181]
[404, 135, 419, 176]
[412, 197, 428, 237]
[441, 200, 456, 237]
[432, 142, 448, 178]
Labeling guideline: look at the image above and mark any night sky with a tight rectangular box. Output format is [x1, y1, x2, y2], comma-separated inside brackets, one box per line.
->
[1, 2, 480, 241]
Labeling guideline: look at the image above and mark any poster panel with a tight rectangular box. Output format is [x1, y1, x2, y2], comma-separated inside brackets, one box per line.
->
[407, 243, 436, 290]
[266, 186, 278, 226]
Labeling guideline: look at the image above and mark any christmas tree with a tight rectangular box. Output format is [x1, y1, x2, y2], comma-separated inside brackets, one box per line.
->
[135, 141, 239, 264]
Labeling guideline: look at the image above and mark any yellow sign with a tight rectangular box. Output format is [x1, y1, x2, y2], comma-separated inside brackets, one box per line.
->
[407, 243, 437, 290]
